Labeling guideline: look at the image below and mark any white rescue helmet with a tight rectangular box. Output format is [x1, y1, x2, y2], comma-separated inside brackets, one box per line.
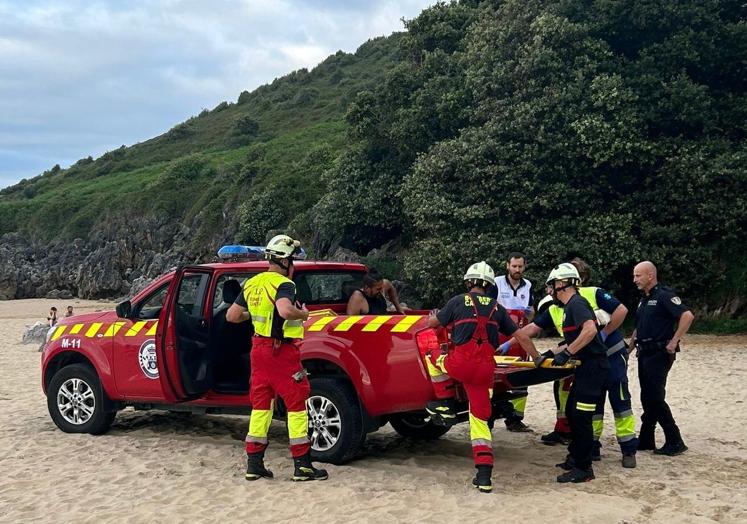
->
[265, 234, 301, 260]
[463, 261, 495, 287]
[546, 263, 580, 286]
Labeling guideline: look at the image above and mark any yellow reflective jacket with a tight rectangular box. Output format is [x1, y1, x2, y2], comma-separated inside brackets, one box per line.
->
[243, 272, 304, 340]
[547, 287, 601, 336]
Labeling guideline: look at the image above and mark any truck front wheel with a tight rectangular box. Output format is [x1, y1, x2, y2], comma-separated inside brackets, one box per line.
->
[47, 364, 116, 435]
[389, 411, 451, 440]
[307, 377, 364, 465]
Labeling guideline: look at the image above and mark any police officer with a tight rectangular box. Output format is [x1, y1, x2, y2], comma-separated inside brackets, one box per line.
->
[227, 234, 328, 482]
[424, 261, 539, 493]
[630, 261, 695, 456]
[538, 263, 609, 483]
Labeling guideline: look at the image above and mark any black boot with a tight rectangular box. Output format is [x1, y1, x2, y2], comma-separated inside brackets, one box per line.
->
[637, 425, 656, 451]
[557, 467, 595, 483]
[655, 421, 687, 455]
[555, 454, 576, 471]
[426, 399, 457, 426]
[471, 465, 492, 493]
[654, 441, 688, 456]
[541, 430, 571, 446]
[292, 453, 329, 482]
[246, 452, 274, 481]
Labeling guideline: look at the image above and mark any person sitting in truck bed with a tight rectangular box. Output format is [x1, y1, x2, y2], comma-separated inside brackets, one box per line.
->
[346, 268, 405, 315]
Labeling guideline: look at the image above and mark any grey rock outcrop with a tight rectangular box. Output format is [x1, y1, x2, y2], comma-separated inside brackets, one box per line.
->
[22, 321, 49, 344]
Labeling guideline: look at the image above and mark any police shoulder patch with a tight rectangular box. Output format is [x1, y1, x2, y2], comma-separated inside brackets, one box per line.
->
[671, 296, 682, 305]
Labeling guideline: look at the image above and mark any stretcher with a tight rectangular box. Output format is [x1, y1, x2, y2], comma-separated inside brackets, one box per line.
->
[494, 355, 579, 369]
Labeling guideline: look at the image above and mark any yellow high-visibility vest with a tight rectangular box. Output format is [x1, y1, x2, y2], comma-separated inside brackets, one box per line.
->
[547, 287, 601, 336]
[243, 272, 304, 339]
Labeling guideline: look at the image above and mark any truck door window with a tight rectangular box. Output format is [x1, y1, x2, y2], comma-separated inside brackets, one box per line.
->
[295, 271, 365, 305]
[177, 274, 209, 318]
[211, 273, 257, 311]
[133, 283, 169, 320]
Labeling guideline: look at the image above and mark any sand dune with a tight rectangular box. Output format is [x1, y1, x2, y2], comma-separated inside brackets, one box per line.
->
[1, 299, 745, 523]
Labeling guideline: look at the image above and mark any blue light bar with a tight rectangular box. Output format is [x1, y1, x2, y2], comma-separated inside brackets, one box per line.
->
[217, 245, 265, 261]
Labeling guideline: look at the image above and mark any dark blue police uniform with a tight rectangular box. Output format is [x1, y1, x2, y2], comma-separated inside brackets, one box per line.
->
[635, 284, 690, 451]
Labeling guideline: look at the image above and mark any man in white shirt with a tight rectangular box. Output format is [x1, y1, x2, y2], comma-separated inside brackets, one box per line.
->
[492, 252, 534, 432]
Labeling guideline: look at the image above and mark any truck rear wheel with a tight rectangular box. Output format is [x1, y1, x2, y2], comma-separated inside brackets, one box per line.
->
[47, 364, 116, 435]
[389, 411, 451, 440]
[307, 377, 364, 465]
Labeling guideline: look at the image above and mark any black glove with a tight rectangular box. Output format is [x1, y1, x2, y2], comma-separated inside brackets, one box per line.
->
[533, 350, 554, 368]
[552, 349, 572, 366]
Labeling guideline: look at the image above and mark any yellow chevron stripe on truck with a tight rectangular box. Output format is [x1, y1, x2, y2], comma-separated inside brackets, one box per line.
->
[305, 314, 424, 334]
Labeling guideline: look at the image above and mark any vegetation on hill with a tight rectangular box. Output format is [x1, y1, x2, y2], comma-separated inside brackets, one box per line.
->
[1, 0, 745, 324]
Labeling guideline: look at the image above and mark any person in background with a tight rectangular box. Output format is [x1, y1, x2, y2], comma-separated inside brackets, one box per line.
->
[493, 252, 533, 432]
[346, 268, 405, 315]
[47, 307, 58, 327]
[65, 305, 74, 318]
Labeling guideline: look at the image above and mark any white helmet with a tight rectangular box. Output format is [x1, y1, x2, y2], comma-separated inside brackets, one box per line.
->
[463, 261, 495, 286]
[546, 263, 580, 286]
[265, 234, 301, 260]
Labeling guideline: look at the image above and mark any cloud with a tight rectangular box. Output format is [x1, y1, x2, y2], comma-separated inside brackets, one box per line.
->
[0, 0, 435, 188]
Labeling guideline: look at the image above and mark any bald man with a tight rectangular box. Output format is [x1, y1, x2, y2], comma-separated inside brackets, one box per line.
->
[630, 261, 695, 456]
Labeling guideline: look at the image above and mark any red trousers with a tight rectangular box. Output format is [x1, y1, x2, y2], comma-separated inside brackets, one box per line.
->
[429, 340, 496, 466]
[245, 338, 311, 458]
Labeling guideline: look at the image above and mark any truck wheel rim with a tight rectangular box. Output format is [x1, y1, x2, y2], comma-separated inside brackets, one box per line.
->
[306, 395, 341, 452]
[57, 378, 95, 425]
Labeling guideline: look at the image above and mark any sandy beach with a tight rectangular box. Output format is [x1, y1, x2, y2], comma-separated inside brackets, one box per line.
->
[1, 298, 745, 523]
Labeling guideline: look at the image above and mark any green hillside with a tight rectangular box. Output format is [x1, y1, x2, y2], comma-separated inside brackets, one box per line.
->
[0, 35, 404, 246]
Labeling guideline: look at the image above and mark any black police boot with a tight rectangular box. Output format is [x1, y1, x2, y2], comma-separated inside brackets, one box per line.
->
[654, 441, 688, 456]
[292, 453, 329, 482]
[246, 452, 274, 481]
[555, 454, 576, 471]
[557, 467, 595, 483]
[656, 423, 687, 455]
[426, 399, 457, 426]
[541, 430, 571, 446]
[637, 425, 656, 451]
[471, 465, 493, 493]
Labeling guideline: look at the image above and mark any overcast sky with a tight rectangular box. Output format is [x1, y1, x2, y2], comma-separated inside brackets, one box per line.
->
[0, 0, 435, 189]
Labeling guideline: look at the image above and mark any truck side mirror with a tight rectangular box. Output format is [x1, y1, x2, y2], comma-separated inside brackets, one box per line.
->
[116, 300, 132, 319]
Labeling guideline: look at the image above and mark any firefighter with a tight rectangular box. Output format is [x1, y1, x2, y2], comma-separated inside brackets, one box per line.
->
[424, 261, 539, 493]
[226, 234, 328, 482]
[516, 260, 638, 468]
[537, 263, 609, 483]
[630, 261, 695, 456]
[492, 252, 533, 432]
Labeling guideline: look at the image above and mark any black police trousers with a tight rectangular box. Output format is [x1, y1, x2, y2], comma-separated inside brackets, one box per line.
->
[638, 349, 682, 444]
[566, 355, 608, 470]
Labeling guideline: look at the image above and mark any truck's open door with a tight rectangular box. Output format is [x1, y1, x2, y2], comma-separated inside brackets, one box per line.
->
[156, 266, 214, 402]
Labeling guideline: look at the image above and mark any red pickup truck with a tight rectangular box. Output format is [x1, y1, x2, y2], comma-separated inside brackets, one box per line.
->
[41, 257, 572, 464]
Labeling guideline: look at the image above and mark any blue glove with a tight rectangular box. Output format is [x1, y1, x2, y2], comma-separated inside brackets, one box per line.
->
[600, 331, 608, 343]
[524, 306, 534, 315]
[498, 341, 512, 355]
[552, 349, 572, 366]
